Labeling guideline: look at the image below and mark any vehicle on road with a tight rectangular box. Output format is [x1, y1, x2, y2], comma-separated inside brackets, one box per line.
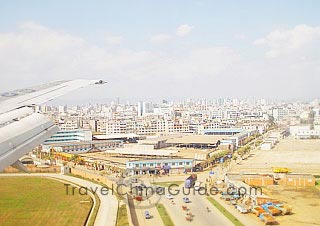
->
[183, 197, 190, 203]
[144, 210, 151, 219]
[194, 181, 202, 191]
[166, 194, 174, 199]
[185, 174, 197, 188]
[236, 205, 248, 213]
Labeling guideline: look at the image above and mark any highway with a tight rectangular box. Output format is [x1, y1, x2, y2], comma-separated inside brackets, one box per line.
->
[159, 185, 234, 226]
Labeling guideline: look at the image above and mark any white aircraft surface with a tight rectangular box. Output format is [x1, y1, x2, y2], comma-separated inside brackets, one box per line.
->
[0, 79, 106, 172]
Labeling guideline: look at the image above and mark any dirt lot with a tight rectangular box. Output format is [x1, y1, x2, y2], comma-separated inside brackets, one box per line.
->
[230, 137, 320, 175]
[262, 185, 320, 226]
[228, 137, 320, 225]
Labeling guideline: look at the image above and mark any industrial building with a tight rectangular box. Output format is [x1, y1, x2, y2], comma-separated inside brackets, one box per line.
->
[126, 158, 195, 175]
[42, 140, 123, 154]
[44, 129, 92, 144]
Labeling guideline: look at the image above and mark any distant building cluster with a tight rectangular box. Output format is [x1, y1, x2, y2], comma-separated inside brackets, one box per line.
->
[38, 98, 320, 156]
[39, 98, 282, 136]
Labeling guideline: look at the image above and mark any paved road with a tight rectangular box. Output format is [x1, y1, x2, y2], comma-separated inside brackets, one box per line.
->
[0, 173, 118, 226]
[135, 203, 164, 226]
[160, 185, 233, 226]
[137, 176, 233, 226]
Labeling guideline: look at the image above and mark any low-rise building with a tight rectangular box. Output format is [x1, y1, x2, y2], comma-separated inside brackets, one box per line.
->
[44, 129, 92, 144]
[260, 142, 273, 150]
[126, 158, 195, 175]
[43, 140, 123, 154]
[290, 124, 320, 139]
[279, 174, 315, 187]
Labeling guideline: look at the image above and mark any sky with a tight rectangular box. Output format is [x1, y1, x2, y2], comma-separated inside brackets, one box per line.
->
[0, 0, 319, 103]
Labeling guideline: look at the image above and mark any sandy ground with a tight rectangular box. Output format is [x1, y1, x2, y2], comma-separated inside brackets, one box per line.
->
[262, 185, 320, 226]
[228, 137, 320, 226]
[230, 137, 320, 175]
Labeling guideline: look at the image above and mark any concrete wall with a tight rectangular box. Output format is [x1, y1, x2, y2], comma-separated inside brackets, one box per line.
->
[70, 167, 115, 188]
[3, 165, 61, 173]
[279, 176, 315, 187]
[244, 177, 274, 186]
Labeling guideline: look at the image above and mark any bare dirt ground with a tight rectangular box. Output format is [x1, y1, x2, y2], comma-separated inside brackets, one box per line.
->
[262, 185, 320, 226]
[230, 137, 320, 175]
[228, 137, 320, 226]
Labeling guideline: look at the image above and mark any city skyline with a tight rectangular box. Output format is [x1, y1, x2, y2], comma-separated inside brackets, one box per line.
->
[1, 2, 320, 226]
[0, 0, 319, 102]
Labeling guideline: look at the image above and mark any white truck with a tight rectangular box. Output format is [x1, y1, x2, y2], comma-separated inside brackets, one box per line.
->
[194, 181, 202, 191]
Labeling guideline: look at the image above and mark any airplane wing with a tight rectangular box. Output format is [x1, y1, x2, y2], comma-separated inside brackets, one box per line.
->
[0, 79, 106, 172]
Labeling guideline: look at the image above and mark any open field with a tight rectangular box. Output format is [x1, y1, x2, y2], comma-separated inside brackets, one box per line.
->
[116, 204, 129, 226]
[0, 177, 92, 226]
[207, 197, 245, 226]
[230, 137, 320, 174]
[262, 185, 320, 226]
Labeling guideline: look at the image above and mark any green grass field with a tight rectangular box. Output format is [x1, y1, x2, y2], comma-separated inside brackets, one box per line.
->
[116, 204, 129, 226]
[206, 197, 244, 226]
[0, 177, 92, 226]
[156, 204, 174, 226]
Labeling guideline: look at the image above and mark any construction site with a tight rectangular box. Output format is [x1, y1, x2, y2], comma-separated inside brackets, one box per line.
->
[217, 136, 320, 226]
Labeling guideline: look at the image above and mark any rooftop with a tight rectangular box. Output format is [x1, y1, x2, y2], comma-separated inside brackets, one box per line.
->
[166, 134, 228, 144]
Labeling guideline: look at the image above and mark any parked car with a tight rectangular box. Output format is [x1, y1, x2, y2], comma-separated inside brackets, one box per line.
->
[183, 197, 190, 203]
[236, 205, 248, 213]
[166, 194, 174, 199]
[144, 211, 151, 219]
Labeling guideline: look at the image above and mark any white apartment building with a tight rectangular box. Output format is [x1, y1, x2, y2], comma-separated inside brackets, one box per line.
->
[106, 120, 135, 134]
[290, 125, 320, 139]
[272, 107, 298, 121]
[58, 105, 67, 114]
[97, 119, 107, 133]
[44, 129, 92, 144]
[59, 119, 79, 131]
[137, 101, 153, 116]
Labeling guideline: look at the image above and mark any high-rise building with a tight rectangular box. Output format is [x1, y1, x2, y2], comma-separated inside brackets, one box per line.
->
[137, 101, 153, 116]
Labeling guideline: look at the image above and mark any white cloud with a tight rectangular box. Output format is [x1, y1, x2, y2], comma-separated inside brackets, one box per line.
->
[176, 24, 193, 37]
[0, 22, 239, 98]
[234, 33, 247, 40]
[0, 22, 319, 100]
[254, 24, 320, 58]
[150, 24, 193, 44]
[105, 35, 123, 45]
[150, 33, 172, 43]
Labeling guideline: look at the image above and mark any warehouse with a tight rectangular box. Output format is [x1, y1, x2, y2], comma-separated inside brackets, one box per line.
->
[126, 158, 195, 175]
[166, 134, 227, 149]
